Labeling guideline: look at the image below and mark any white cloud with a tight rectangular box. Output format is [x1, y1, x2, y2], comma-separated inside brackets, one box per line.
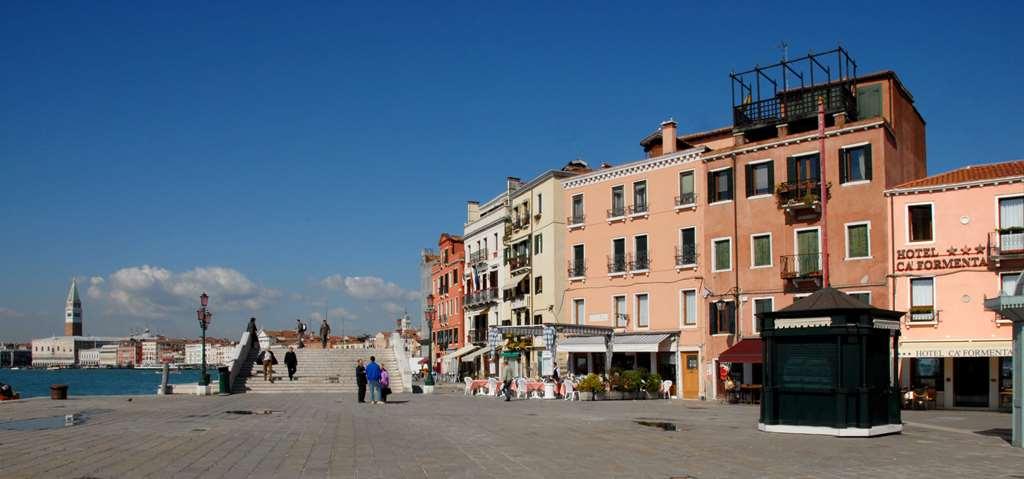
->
[310, 307, 356, 323]
[381, 302, 406, 315]
[87, 265, 280, 318]
[320, 275, 418, 301]
[0, 307, 24, 318]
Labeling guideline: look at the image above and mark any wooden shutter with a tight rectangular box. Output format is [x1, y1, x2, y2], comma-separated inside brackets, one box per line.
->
[727, 302, 736, 334]
[725, 168, 734, 200]
[708, 303, 719, 335]
[707, 171, 715, 202]
[864, 145, 873, 180]
[839, 148, 849, 184]
[766, 162, 775, 192]
[786, 156, 797, 184]
[744, 164, 754, 197]
[857, 84, 882, 119]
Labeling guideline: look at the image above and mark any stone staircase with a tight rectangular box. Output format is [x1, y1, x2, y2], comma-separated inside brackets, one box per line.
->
[234, 347, 403, 394]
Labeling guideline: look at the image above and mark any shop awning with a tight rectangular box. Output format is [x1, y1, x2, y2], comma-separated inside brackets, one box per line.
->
[444, 344, 478, 361]
[613, 333, 672, 352]
[559, 336, 607, 353]
[899, 340, 1012, 358]
[718, 338, 763, 363]
[461, 346, 493, 363]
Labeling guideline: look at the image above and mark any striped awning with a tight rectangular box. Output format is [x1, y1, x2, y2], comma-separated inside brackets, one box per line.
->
[559, 336, 607, 353]
[613, 333, 672, 352]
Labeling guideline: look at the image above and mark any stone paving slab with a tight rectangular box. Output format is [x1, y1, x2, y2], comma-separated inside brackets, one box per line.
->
[0, 393, 1022, 478]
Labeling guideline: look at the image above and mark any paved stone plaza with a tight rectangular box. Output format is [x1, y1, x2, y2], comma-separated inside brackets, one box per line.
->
[1, 391, 1022, 478]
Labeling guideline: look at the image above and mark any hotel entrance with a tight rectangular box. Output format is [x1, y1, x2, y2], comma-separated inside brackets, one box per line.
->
[954, 358, 990, 408]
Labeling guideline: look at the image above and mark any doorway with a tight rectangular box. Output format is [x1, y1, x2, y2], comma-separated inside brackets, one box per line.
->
[683, 353, 699, 399]
[954, 358, 989, 407]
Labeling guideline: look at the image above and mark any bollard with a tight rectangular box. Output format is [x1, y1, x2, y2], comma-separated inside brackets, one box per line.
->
[50, 384, 68, 400]
[159, 364, 170, 395]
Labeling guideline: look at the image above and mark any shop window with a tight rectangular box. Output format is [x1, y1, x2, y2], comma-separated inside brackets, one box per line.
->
[909, 358, 944, 392]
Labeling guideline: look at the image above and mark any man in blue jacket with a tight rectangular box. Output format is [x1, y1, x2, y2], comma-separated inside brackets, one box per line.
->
[365, 355, 382, 404]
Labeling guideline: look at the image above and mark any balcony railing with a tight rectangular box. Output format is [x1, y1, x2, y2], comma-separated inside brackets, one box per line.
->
[733, 83, 856, 130]
[465, 288, 498, 308]
[468, 328, 488, 344]
[468, 248, 489, 265]
[675, 192, 697, 208]
[507, 255, 531, 271]
[607, 254, 629, 274]
[675, 245, 698, 267]
[607, 206, 626, 220]
[567, 214, 586, 227]
[988, 230, 1024, 266]
[630, 253, 650, 272]
[629, 202, 649, 216]
[908, 306, 936, 322]
[614, 313, 629, 328]
[567, 260, 587, 278]
[776, 180, 823, 212]
[780, 253, 823, 279]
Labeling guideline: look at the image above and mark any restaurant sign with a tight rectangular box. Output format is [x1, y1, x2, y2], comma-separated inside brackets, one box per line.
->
[895, 245, 987, 272]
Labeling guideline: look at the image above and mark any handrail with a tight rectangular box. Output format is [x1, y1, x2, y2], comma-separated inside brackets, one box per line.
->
[227, 321, 259, 393]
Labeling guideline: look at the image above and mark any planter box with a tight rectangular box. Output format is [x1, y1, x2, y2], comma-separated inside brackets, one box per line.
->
[579, 391, 594, 401]
[607, 391, 625, 400]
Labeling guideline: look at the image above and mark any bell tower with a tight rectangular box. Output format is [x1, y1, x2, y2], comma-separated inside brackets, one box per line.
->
[64, 279, 82, 336]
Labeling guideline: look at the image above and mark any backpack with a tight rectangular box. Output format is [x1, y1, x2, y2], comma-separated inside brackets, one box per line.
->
[300, 322, 307, 333]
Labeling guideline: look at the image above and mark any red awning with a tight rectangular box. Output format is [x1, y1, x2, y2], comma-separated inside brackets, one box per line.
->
[718, 339, 763, 363]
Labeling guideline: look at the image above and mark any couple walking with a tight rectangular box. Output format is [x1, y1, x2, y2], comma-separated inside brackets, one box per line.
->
[294, 318, 332, 349]
[355, 357, 390, 404]
[258, 346, 301, 383]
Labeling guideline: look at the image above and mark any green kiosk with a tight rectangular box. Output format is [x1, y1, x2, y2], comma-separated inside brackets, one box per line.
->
[758, 288, 903, 437]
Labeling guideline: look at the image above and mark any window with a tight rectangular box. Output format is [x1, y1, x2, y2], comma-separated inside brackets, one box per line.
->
[999, 196, 1024, 253]
[681, 290, 697, 327]
[846, 222, 871, 259]
[610, 238, 626, 273]
[857, 84, 882, 119]
[633, 235, 649, 271]
[745, 161, 774, 197]
[753, 297, 773, 334]
[840, 145, 872, 183]
[534, 234, 543, 255]
[910, 277, 935, 321]
[1002, 273, 1021, 297]
[534, 276, 543, 294]
[908, 204, 934, 242]
[708, 301, 736, 335]
[537, 193, 543, 214]
[678, 171, 695, 206]
[632, 180, 648, 214]
[751, 233, 772, 268]
[610, 186, 625, 217]
[849, 292, 871, 305]
[712, 238, 732, 272]
[573, 299, 585, 325]
[571, 194, 584, 224]
[707, 168, 733, 203]
[909, 358, 944, 392]
[571, 244, 585, 278]
[677, 227, 697, 267]
[533, 314, 543, 325]
[614, 295, 627, 327]
[635, 293, 649, 328]
[787, 153, 820, 184]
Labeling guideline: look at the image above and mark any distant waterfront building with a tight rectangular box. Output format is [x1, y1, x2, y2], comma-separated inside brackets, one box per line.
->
[98, 344, 118, 367]
[78, 348, 101, 367]
[430, 233, 465, 373]
[31, 336, 122, 367]
[116, 339, 142, 367]
[0, 343, 31, 367]
[64, 279, 82, 336]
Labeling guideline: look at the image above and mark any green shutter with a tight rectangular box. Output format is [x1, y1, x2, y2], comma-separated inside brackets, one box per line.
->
[787, 156, 797, 184]
[839, 148, 849, 184]
[709, 303, 719, 335]
[754, 235, 771, 267]
[864, 145, 873, 180]
[857, 84, 882, 119]
[745, 164, 754, 197]
[715, 240, 731, 270]
[707, 171, 715, 202]
[848, 224, 869, 258]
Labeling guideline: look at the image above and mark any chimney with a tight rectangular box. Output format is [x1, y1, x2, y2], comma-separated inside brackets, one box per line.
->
[660, 119, 678, 154]
[467, 201, 480, 222]
[506, 176, 523, 192]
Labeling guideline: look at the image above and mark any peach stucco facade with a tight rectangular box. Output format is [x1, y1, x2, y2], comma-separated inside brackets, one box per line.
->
[887, 166, 1024, 409]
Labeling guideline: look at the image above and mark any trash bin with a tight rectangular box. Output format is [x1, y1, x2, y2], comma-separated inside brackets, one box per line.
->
[50, 384, 68, 400]
[218, 366, 230, 394]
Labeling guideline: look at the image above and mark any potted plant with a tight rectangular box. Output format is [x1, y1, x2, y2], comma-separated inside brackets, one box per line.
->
[644, 372, 663, 399]
[607, 372, 626, 400]
[577, 373, 604, 401]
[621, 369, 646, 400]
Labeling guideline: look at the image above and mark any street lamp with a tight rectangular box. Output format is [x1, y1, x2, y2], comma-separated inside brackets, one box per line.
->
[196, 292, 213, 386]
[423, 294, 435, 387]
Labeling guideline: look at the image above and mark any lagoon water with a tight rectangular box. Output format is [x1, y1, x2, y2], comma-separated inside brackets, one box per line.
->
[0, 368, 207, 398]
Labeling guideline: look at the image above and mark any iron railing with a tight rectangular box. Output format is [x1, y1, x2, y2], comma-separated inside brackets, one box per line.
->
[568, 260, 587, 278]
[629, 202, 649, 215]
[777, 180, 823, 209]
[607, 206, 626, 219]
[734, 84, 855, 130]
[567, 214, 586, 226]
[465, 288, 498, 307]
[675, 244, 698, 267]
[468, 248, 489, 265]
[988, 230, 1024, 265]
[908, 306, 936, 322]
[780, 253, 823, 279]
[507, 255, 531, 271]
[607, 254, 629, 274]
[675, 192, 697, 207]
[631, 253, 650, 271]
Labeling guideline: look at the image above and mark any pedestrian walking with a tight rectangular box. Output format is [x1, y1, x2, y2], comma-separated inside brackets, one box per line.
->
[295, 318, 307, 348]
[380, 367, 391, 403]
[247, 317, 259, 348]
[258, 349, 278, 383]
[365, 355, 382, 404]
[501, 359, 514, 401]
[319, 319, 331, 349]
[356, 359, 367, 403]
[284, 346, 298, 381]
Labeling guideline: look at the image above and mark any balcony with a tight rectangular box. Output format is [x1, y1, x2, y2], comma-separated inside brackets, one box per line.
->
[465, 288, 498, 308]
[988, 230, 1024, 268]
[567, 214, 586, 229]
[614, 313, 629, 328]
[567, 260, 587, 279]
[908, 306, 936, 323]
[438, 313, 450, 326]
[607, 206, 626, 221]
[468, 248, 489, 265]
[630, 253, 650, 272]
[507, 254, 531, 272]
[510, 295, 531, 310]
[776, 180, 830, 218]
[607, 254, 629, 275]
[780, 253, 823, 280]
[675, 245, 698, 268]
[733, 83, 856, 131]
[675, 192, 697, 209]
[628, 202, 649, 217]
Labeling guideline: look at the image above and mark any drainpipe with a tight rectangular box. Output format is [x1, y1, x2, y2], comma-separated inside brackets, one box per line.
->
[817, 98, 831, 288]
[732, 153, 742, 337]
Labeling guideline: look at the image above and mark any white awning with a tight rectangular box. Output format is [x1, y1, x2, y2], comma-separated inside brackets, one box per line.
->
[445, 344, 479, 360]
[899, 340, 1011, 358]
[559, 336, 607, 353]
[461, 346, 493, 363]
[613, 334, 672, 352]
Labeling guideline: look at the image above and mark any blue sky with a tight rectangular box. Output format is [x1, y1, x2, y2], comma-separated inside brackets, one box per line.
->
[1, 2, 1019, 341]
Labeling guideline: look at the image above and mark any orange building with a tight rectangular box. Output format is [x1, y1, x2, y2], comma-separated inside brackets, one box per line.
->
[561, 48, 928, 399]
[430, 233, 466, 373]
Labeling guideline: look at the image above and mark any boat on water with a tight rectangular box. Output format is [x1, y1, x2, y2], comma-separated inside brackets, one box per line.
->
[46, 365, 61, 371]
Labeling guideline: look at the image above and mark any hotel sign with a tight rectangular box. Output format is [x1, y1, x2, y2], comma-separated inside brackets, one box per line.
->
[899, 340, 1011, 358]
[895, 245, 987, 272]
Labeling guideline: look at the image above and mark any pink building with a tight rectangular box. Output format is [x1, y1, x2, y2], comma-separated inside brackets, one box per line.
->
[886, 160, 1024, 410]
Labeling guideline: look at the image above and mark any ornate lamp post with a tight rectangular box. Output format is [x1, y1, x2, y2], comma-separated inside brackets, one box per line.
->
[423, 294, 435, 387]
[196, 292, 213, 386]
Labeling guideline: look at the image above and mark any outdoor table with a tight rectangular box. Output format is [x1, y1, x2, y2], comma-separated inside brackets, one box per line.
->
[739, 384, 762, 404]
[511, 380, 545, 394]
[469, 379, 490, 395]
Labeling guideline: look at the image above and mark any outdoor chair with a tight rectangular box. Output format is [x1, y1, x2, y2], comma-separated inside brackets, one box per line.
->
[660, 380, 673, 399]
[463, 376, 473, 396]
[483, 377, 497, 397]
[516, 377, 528, 399]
